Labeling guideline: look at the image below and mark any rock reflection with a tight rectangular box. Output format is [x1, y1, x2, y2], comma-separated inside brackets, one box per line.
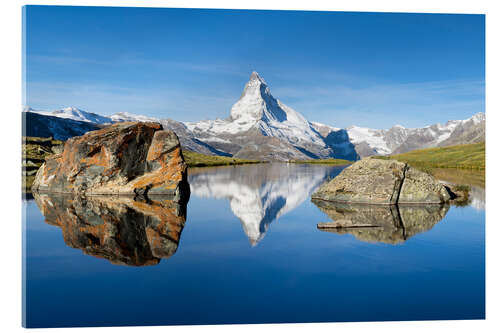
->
[312, 199, 449, 244]
[33, 193, 188, 266]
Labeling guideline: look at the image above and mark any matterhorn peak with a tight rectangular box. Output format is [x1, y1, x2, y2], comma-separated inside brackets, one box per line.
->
[230, 71, 275, 122]
[249, 71, 266, 84]
[241, 71, 269, 96]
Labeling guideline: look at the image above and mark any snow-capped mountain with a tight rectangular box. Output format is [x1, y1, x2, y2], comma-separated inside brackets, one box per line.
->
[23, 72, 485, 160]
[23, 111, 100, 141]
[343, 112, 485, 157]
[183, 72, 337, 160]
[110, 112, 160, 123]
[188, 163, 343, 245]
[27, 106, 113, 125]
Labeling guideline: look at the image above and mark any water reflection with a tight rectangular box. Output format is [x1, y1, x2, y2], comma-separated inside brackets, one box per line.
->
[430, 168, 485, 211]
[188, 163, 346, 245]
[33, 193, 187, 266]
[312, 199, 450, 244]
[469, 186, 485, 210]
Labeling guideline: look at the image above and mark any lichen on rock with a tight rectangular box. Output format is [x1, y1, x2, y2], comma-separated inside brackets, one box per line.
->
[31, 122, 190, 202]
[311, 158, 451, 205]
[398, 167, 451, 204]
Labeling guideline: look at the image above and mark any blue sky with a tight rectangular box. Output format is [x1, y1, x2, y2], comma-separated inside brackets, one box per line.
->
[24, 6, 484, 129]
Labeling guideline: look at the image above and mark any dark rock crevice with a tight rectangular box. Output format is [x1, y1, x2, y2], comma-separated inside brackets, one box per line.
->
[393, 164, 408, 204]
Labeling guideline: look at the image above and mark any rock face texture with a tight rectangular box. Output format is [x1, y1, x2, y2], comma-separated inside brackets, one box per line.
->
[398, 167, 451, 204]
[33, 193, 187, 266]
[311, 158, 451, 204]
[32, 122, 189, 201]
[313, 200, 449, 244]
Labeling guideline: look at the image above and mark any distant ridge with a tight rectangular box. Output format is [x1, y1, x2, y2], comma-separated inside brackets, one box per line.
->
[23, 72, 485, 160]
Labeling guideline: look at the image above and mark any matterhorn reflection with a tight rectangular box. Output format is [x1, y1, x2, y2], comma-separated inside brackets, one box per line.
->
[312, 199, 450, 244]
[33, 193, 188, 266]
[188, 163, 346, 245]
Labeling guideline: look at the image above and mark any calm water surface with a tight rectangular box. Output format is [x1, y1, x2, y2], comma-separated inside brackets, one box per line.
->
[23, 163, 485, 327]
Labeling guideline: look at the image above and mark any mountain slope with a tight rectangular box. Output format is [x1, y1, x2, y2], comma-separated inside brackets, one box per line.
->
[27, 106, 113, 124]
[183, 72, 345, 161]
[338, 113, 485, 157]
[23, 111, 101, 141]
[437, 113, 485, 147]
[377, 141, 485, 169]
[110, 112, 160, 123]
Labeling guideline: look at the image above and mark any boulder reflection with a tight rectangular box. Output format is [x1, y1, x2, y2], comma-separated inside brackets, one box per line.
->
[33, 193, 188, 266]
[312, 199, 449, 244]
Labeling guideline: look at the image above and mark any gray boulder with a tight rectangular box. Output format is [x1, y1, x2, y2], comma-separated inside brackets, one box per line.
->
[311, 158, 451, 205]
[398, 167, 451, 204]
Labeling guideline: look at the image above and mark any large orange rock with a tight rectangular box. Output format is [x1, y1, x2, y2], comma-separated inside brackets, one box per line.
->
[32, 122, 189, 201]
[33, 193, 187, 266]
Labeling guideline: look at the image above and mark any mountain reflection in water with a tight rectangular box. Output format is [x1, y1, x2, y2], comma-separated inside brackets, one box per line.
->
[188, 163, 347, 245]
[33, 193, 187, 266]
[312, 200, 450, 244]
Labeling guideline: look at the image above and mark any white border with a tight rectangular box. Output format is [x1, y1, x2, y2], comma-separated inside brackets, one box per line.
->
[1, 1, 498, 332]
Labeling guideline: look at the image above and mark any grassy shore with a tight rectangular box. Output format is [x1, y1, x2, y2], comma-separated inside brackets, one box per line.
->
[183, 150, 262, 167]
[374, 141, 485, 170]
[289, 158, 353, 165]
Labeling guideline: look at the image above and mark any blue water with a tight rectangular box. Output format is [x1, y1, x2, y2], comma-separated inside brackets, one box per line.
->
[23, 164, 485, 328]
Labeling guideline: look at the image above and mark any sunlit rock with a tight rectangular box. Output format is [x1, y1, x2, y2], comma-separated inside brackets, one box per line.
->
[312, 158, 451, 204]
[32, 122, 189, 202]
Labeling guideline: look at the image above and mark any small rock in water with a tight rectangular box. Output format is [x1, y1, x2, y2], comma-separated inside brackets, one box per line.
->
[311, 158, 451, 205]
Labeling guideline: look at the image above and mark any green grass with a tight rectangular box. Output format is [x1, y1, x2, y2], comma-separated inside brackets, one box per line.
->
[374, 141, 485, 170]
[429, 167, 485, 189]
[183, 150, 262, 167]
[289, 158, 353, 165]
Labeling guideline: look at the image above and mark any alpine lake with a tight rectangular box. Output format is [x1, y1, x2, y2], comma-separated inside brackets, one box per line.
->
[23, 163, 485, 327]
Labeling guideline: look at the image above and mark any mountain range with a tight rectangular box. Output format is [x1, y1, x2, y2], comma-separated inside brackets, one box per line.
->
[23, 71, 485, 160]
